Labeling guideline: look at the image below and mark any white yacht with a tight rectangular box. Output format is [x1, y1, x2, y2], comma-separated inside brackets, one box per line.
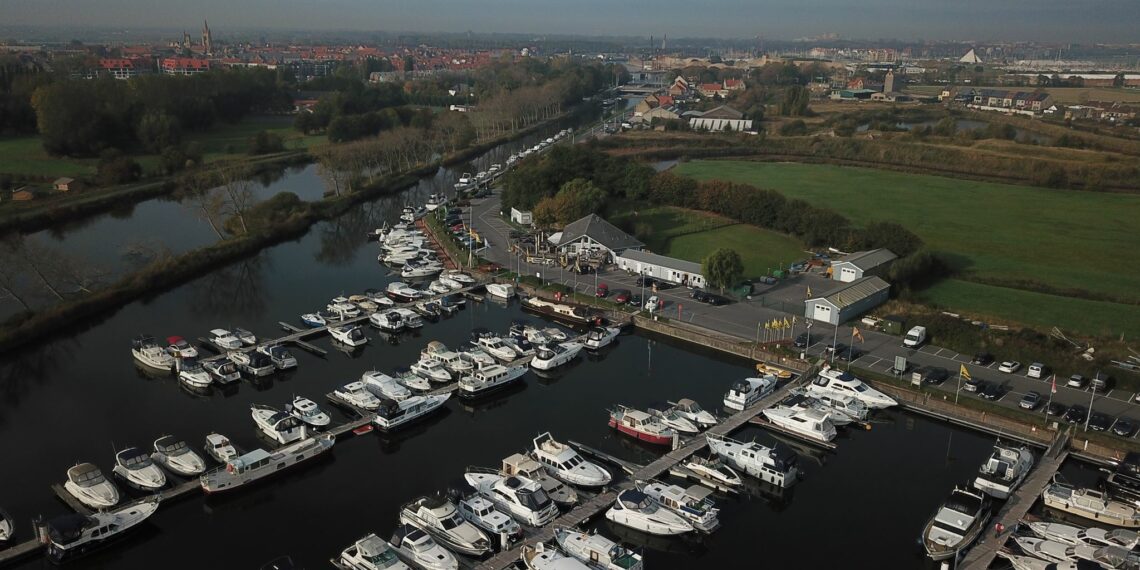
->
[464, 471, 559, 526]
[232, 327, 257, 346]
[200, 434, 335, 493]
[363, 371, 412, 401]
[445, 271, 475, 285]
[531, 433, 611, 487]
[500, 454, 578, 507]
[411, 358, 453, 384]
[472, 335, 518, 361]
[301, 312, 327, 328]
[429, 280, 452, 295]
[386, 282, 423, 302]
[530, 342, 583, 371]
[458, 495, 522, 543]
[636, 479, 720, 532]
[780, 392, 854, 426]
[389, 524, 458, 570]
[455, 173, 474, 187]
[330, 324, 369, 347]
[605, 489, 693, 536]
[63, 463, 120, 509]
[44, 497, 159, 563]
[522, 544, 592, 570]
[438, 276, 463, 290]
[287, 396, 331, 428]
[0, 509, 10, 543]
[208, 328, 243, 350]
[723, 376, 777, 411]
[922, 487, 992, 560]
[459, 347, 496, 368]
[203, 356, 241, 383]
[252, 405, 306, 445]
[165, 336, 199, 359]
[705, 433, 799, 487]
[458, 364, 528, 399]
[335, 381, 382, 411]
[646, 403, 700, 434]
[995, 552, 1084, 570]
[394, 308, 424, 329]
[1042, 483, 1140, 527]
[370, 310, 404, 333]
[258, 344, 297, 370]
[112, 447, 166, 490]
[339, 533, 412, 570]
[554, 527, 644, 570]
[177, 357, 213, 389]
[372, 393, 450, 431]
[808, 367, 897, 409]
[425, 193, 447, 211]
[402, 261, 443, 279]
[131, 335, 174, 371]
[485, 283, 515, 299]
[583, 326, 620, 351]
[399, 495, 492, 556]
[1027, 521, 1140, 550]
[761, 406, 837, 444]
[423, 343, 474, 377]
[1011, 536, 1137, 568]
[973, 442, 1035, 499]
[204, 433, 238, 464]
[151, 435, 206, 476]
[394, 369, 432, 392]
[669, 399, 718, 428]
[807, 390, 870, 422]
[680, 455, 743, 489]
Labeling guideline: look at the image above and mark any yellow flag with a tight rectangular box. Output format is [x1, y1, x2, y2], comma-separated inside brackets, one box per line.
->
[960, 364, 971, 381]
[783, 318, 791, 329]
[806, 286, 813, 298]
[763, 321, 771, 330]
[853, 326, 865, 343]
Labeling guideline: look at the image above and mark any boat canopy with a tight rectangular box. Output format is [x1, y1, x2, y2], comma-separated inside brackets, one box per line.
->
[68, 463, 104, 486]
[117, 447, 151, 467]
[46, 513, 95, 544]
[155, 436, 188, 454]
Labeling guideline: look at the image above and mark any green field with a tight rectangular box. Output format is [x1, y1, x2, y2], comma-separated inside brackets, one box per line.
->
[610, 205, 807, 278]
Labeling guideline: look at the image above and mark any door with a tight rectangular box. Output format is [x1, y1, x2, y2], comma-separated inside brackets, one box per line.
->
[812, 303, 833, 324]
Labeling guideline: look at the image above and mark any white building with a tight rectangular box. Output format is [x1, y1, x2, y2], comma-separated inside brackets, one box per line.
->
[829, 249, 897, 282]
[805, 277, 891, 326]
[553, 214, 643, 260]
[510, 208, 533, 226]
[615, 250, 705, 288]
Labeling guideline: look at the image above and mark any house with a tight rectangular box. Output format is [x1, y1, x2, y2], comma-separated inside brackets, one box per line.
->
[723, 78, 744, 91]
[641, 105, 681, 122]
[553, 213, 643, 260]
[161, 57, 210, 75]
[510, 208, 533, 226]
[698, 83, 728, 98]
[98, 58, 144, 79]
[52, 177, 83, 192]
[667, 76, 690, 97]
[804, 276, 891, 325]
[829, 249, 897, 282]
[615, 250, 705, 288]
[10, 188, 36, 201]
[965, 88, 1052, 115]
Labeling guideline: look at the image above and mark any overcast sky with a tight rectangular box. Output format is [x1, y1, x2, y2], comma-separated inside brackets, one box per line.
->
[3, 0, 1138, 42]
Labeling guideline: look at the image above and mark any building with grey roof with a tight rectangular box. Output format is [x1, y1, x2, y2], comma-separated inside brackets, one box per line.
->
[554, 214, 643, 259]
[830, 249, 897, 282]
[616, 249, 705, 288]
[805, 276, 891, 325]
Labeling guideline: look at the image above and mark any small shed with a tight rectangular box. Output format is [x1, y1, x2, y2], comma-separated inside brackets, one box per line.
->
[510, 208, 533, 226]
[615, 250, 705, 288]
[53, 177, 83, 192]
[805, 276, 891, 325]
[830, 249, 897, 282]
[11, 187, 36, 201]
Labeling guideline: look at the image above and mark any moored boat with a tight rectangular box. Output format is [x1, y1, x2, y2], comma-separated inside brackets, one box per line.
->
[973, 442, 1035, 499]
[808, 367, 897, 409]
[499, 454, 578, 507]
[723, 376, 777, 411]
[554, 527, 643, 570]
[204, 433, 239, 464]
[458, 364, 528, 399]
[132, 335, 174, 371]
[399, 495, 492, 557]
[411, 358, 453, 384]
[259, 344, 298, 370]
[44, 497, 159, 563]
[457, 494, 522, 544]
[604, 489, 693, 536]
[761, 406, 837, 444]
[1043, 482, 1140, 527]
[151, 435, 206, 476]
[330, 324, 369, 347]
[208, 328, 243, 350]
[63, 463, 121, 510]
[636, 479, 720, 532]
[531, 432, 611, 487]
[338, 533, 412, 570]
[112, 447, 166, 490]
[389, 524, 457, 570]
[287, 396, 331, 428]
[486, 283, 515, 299]
[608, 405, 676, 446]
[922, 486, 992, 560]
[583, 327, 620, 351]
[646, 403, 700, 434]
[334, 381, 382, 411]
[372, 393, 450, 431]
[251, 405, 306, 445]
[1027, 521, 1140, 550]
[522, 297, 600, 327]
[200, 434, 335, 493]
[669, 398, 718, 428]
[530, 342, 583, 371]
[680, 455, 742, 489]
[203, 356, 241, 383]
[705, 433, 798, 487]
[464, 470, 559, 527]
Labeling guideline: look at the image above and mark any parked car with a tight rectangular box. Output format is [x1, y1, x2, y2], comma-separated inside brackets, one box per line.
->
[980, 383, 1004, 400]
[644, 295, 660, 312]
[921, 367, 949, 385]
[689, 289, 707, 302]
[612, 289, 631, 303]
[824, 342, 848, 357]
[972, 352, 994, 366]
[1088, 413, 1112, 432]
[1067, 374, 1086, 389]
[1019, 391, 1041, 410]
[1027, 363, 1047, 379]
[964, 378, 984, 393]
[793, 333, 813, 349]
[704, 294, 728, 306]
[635, 276, 657, 288]
[595, 283, 609, 298]
[998, 361, 1021, 374]
[1091, 373, 1110, 391]
[835, 347, 864, 362]
[1045, 402, 1066, 417]
[1114, 418, 1135, 437]
[628, 294, 642, 308]
[1063, 405, 1088, 424]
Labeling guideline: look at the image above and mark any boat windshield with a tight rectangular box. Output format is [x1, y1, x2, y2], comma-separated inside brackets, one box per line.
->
[440, 514, 463, 530]
[71, 465, 105, 487]
[120, 450, 152, 468]
[518, 487, 552, 511]
[364, 548, 400, 567]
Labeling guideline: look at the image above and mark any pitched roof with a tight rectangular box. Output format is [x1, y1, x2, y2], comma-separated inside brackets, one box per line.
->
[809, 276, 890, 309]
[559, 214, 643, 252]
[53, 177, 75, 185]
[619, 249, 702, 275]
[700, 105, 744, 120]
[833, 248, 897, 271]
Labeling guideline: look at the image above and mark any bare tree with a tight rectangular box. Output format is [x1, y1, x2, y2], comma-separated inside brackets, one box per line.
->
[217, 166, 256, 235]
[180, 171, 227, 239]
[1, 234, 63, 301]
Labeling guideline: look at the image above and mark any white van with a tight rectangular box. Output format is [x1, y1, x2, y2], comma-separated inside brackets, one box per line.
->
[903, 326, 926, 348]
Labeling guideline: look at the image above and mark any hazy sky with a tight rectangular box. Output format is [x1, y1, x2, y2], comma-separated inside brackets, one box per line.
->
[3, 0, 1138, 42]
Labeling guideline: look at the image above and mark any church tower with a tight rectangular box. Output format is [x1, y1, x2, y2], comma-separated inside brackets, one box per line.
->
[202, 20, 213, 55]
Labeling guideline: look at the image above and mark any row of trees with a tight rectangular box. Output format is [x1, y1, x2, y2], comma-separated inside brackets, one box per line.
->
[501, 145, 653, 214]
[0, 234, 110, 318]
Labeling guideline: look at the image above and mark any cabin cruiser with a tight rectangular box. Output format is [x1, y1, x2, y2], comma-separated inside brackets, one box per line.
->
[177, 357, 213, 389]
[425, 193, 447, 211]
[339, 533, 411, 570]
[636, 479, 720, 532]
[609, 405, 676, 446]
[445, 271, 476, 285]
[808, 367, 897, 409]
[400, 495, 492, 556]
[370, 310, 404, 333]
[805, 390, 870, 422]
[366, 292, 396, 309]
[761, 406, 837, 444]
[0, 509, 11, 543]
[394, 369, 433, 392]
[455, 172, 474, 188]
[64, 463, 120, 509]
[231, 327, 257, 346]
[252, 405, 306, 445]
[44, 497, 159, 563]
[1011, 536, 1138, 568]
[348, 294, 380, 313]
[394, 308, 424, 329]
[232, 350, 276, 377]
[554, 527, 643, 570]
[383, 249, 429, 267]
[301, 312, 328, 328]
[386, 282, 423, 303]
[429, 279, 453, 294]
[458, 494, 523, 543]
[402, 260, 443, 279]
[486, 283, 515, 299]
[1103, 452, 1140, 507]
[416, 301, 444, 321]
[705, 433, 799, 487]
[499, 454, 577, 506]
[203, 356, 242, 383]
[112, 447, 166, 490]
[209, 328, 243, 350]
[411, 358, 453, 384]
[165, 336, 199, 359]
[646, 403, 700, 434]
[389, 524, 457, 570]
[605, 489, 693, 536]
[669, 399, 718, 428]
[287, 396, 331, 428]
[780, 392, 855, 426]
[204, 433, 239, 464]
[472, 333, 519, 362]
[151, 435, 206, 476]
[1043, 483, 1140, 527]
[723, 376, 777, 411]
[531, 342, 583, 371]
[583, 327, 620, 351]
[464, 471, 559, 526]
[423, 342, 474, 376]
[335, 381, 382, 410]
[973, 442, 1035, 499]
[363, 371, 413, 401]
[438, 276, 463, 291]
[680, 455, 743, 489]
[258, 344, 298, 370]
[502, 336, 535, 359]
[531, 432, 611, 487]
[132, 335, 174, 371]
[1027, 521, 1140, 550]
[922, 487, 992, 560]
[328, 299, 362, 320]
[458, 347, 497, 369]
[522, 297, 599, 327]
[522, 544, 592, 570]
[200, 434, 335, 493]
[439, 295, 464, 314]
[330, 324, 369, 347]
[372, 393, 450, 431]
[995, 552, 1090, 570]
[458, 364, 528, 398]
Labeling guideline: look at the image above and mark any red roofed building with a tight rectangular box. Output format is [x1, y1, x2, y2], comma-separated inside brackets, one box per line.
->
[99, 58, 142, 79]
[162, 57, 210, 75]
[724, 78, 744, 91]
[698, 83, 728, 98]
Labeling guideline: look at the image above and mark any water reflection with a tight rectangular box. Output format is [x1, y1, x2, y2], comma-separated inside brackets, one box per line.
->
[188, 253, 270, 319]
[0, 338, 77, 413]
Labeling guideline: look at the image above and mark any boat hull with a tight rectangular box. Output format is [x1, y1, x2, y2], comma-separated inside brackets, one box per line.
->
[609, 419, 674, 446]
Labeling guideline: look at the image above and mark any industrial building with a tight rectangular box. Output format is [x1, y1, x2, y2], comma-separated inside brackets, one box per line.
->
[615, 250, 705, 288]
[805, 276, 891, 325]
[829, 249, 897, 282]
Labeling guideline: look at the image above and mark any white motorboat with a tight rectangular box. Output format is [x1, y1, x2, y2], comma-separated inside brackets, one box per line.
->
[503, 334, 536, 357]
[605, 489, 693, 536]
[132, 335, 174, 371]
[259, 344, 298, 370]
[370, 310, 404, 333]
[458, 495, 522, 543]
[372, 393, 450, 431]
[386, 282, 423, 303]
[200, 434, 335, 493]
[458, 346, 496, 368]
[583, 326, 620, 350]
[438, 276, 463, 290]
[399, 495, 492, 556]
[365, 290, 396, 308]
[922, 487, 992, 560]
[428, 280, 452, 295]
[425, 193, 447, 211]
[0, 509, 10, 543]
[680, 455, 743, 489]
[231, 349, 276, 377]
[232, 327, 257, 346]
[531, 433, 611, 487]
[646, 403, 700, 434]
[995, 552, 1083, 570]
[330, 324, 369, 347]
[805, 390, 870, 422]
[973, 442, 1035, 499]
[456, 172, 474, 187]
[287, 396, 331, 428]
[44, 497, 159, 563]
[780, 392, 855, 426]
[445, 271, 475, 285]
[394, 308, 423, 329]
[458, 364, 528, 399]
[165, 336, 199, 359]
[204, 433, 238, 464]
[1011, 536, 1136, 568]
[112, 447, 166, 490]
[500, 454, 578, 506]
[522, 544, 592, 570]
[348, 294, 380, 313]
[554, 527, 643, 570]
[472, 335, 518, 361]
[762, 406, 837, 444]
[464, 471, 559, 526]
[402, 260, 443, 279]
[203, 356, 241, 383]
[252, 404, 306, 445]
[208, 328, 243, 350]
[151, 435, 206, 476]
[394, 369, 432, 392]
[390, 524, 457, 570]
[705, 433, 799, 487]
[723, 376, 777, 411]
[1043, 483, 1140, 527]
[339, 533, 412, 570]
[669, 399, 718, 428]
[363, 371, 412, 401]
[1027, 521, 1140, 550]
[423, 343, 474, 376]
[411, 358, 453, 384]
[486, 283, 515, 299]
[301, 312, 327, 328]
[177, 357, 213, 389]
[328, 299, 362, 319]
[808, 367, 897, 409]
[63, 463, 120, 509]
[530, 342, 583, 371]
[636, 479, 720, 532]
[335, 381, 382, 410]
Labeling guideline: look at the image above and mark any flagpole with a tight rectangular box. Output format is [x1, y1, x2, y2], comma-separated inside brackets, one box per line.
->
[831, 324, 838, 364]
[848, 328, 855, 370]
[955, 368, 962, 404]
[1044, 375, 1054, 427]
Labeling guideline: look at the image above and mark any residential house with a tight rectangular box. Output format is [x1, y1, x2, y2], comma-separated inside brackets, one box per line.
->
[53, 177, 83, 192]
[723, 78, 745, 91]
[98, 58, 144, 79]
[698, 83, 728, 98]
[161, 57, 210, 75]
[11, 188, 36, 201]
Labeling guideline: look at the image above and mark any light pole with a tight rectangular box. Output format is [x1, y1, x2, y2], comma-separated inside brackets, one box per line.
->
[1085, 379, 1098, 432]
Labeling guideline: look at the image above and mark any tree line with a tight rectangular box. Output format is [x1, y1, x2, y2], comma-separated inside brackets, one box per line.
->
[501, 145, 653, 215]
